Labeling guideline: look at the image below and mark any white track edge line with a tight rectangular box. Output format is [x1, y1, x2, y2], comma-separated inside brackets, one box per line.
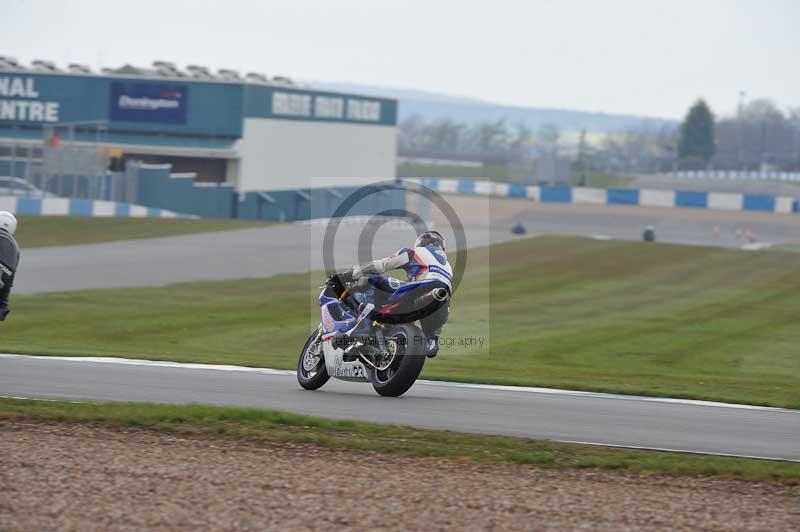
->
[1, 353, 797, 414]
[0, 354, 296, 376]
[555, 440, 800, 463]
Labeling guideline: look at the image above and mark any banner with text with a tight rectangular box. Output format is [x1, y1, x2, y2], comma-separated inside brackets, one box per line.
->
[109, 82, 188, 124]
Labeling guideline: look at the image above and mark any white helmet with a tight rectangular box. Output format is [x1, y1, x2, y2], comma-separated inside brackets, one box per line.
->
[0, 211, 17, 236]
[415, 230, 446, 251]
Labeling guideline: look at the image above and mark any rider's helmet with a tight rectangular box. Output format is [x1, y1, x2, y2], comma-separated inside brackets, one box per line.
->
[0, 211, 17, 236]
[414, 230, 445, 251]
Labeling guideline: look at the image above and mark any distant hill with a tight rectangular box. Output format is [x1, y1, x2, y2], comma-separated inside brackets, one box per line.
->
[309, 81, 676, 133]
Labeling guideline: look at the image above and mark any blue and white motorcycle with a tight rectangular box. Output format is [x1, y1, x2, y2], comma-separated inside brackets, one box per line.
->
[297, 274, 444, 397]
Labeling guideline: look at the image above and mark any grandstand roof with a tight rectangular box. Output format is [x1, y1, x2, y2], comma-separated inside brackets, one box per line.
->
[0, 56, 299, 88]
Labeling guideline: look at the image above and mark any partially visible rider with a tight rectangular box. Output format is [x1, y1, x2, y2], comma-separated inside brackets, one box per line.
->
[343, 230, 452, 357]
[0, 211, 20, 322]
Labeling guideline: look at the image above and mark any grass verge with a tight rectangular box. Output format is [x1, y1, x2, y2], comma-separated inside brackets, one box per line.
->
[1, 398, 797, 482]
[770, 244, 800, 254]
[16, 216, 271, 248]
[570, 172, 636, 188]
[2, 237, 799, 408]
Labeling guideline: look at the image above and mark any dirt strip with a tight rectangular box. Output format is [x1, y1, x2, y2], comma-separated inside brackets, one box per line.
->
[1, 421, 798, 531]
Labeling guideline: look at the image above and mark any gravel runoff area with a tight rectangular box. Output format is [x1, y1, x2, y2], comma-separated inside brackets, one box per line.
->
[1, 422, 798, 531]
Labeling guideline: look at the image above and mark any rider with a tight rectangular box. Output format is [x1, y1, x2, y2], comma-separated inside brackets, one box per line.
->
[342, 230, 452, 358]
[0, 211, 20, 322]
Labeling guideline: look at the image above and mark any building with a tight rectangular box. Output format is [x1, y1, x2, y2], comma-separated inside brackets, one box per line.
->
[0, 58, 400, 220]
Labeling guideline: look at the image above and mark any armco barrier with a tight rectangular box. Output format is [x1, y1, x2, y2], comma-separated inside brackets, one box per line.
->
[675, 190, 708, 208]
[0, 196, 192, 218]
[405, 178, 798, 215]
[672, 170, 800, 182]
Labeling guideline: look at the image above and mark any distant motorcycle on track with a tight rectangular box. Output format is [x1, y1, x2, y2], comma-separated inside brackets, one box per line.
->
[297, 273, 445, 397]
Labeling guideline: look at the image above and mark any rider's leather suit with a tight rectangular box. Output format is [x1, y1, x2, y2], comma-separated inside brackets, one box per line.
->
[0, 229, 20, 318]
[350, 244, 452, 347]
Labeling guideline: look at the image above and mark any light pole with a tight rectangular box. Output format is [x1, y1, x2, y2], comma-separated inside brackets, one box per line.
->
[736, 90, 746, 172]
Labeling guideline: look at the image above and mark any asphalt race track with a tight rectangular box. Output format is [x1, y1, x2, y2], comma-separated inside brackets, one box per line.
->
[442, 196, 800, 249]
[15, 215, 509, 294]
[2, 355, 798, 462]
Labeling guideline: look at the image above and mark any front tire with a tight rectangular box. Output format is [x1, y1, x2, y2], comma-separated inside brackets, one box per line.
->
[370, 324, 426, 397]
[297, 329, 329, 390]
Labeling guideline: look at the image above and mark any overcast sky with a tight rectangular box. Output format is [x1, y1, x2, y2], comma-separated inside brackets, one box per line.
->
[2, 0, 797, 118]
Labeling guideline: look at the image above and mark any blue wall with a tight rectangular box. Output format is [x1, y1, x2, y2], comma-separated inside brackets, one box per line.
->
[237, 185, 405, 222]
[742, 194, 776, 212]
[540, 186, 572, 203]
[131, 165, 405, 221]
[135, 166, 235, 219]
[675, 190, 708, 208]
[607, 188, 640, 205]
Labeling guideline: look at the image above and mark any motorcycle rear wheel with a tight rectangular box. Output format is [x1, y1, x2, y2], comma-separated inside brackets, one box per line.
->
[297, 329, 330, 390]
[370, 324, 426, 397]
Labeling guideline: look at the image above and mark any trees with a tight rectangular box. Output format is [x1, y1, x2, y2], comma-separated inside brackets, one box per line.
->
[397, 114, 679, 176]
[678, 99, 715, 167]
[397, 96, 800, 176]
[712, 99, 800, 170]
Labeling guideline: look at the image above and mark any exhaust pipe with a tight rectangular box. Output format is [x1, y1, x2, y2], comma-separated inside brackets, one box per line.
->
[413, 287, 449, 308]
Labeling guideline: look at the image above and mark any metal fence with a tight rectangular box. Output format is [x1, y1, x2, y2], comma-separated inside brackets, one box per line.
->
[0, 121, 139, 203]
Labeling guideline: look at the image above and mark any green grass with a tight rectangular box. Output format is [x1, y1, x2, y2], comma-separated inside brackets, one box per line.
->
[769, 245, 800, 254]
[398, 164, 636, 188]
[2, 237, 799, 408]
[2, 398, 797, 481]
[397, 163, 536, 183]
[570, 172, 636, 188]
[16, 216, 271, 248]
[397, 163, 499, 179]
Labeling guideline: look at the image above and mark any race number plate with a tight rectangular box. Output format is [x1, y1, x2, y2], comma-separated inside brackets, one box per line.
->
[322, 341, 369, 382]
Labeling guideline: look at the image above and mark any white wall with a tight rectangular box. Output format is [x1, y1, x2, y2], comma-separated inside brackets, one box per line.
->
[639, 189, 675, 208]
[708, 192, 743, 211]
[572, 187, 606, 205]
[776, 197, 795, 214]
[236, 118, 396, 192]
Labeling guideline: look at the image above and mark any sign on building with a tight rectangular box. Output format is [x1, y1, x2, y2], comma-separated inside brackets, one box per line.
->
[109, 82, 188, 124]
[0, 76, 60, 122]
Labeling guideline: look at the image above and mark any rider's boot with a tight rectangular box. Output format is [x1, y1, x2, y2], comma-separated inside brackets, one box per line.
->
[426, 336, 440, 358]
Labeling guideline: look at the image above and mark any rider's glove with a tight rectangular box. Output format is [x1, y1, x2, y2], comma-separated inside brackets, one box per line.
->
[339, 268, 355, 283]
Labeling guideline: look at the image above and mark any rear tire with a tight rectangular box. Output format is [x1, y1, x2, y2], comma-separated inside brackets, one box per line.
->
[297, 329, 329, 390]
[370, 324, 426, 397]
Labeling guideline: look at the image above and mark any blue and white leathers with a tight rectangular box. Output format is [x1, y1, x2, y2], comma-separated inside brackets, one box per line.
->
[374, 245, 452, 307]
[398, 245, 453, 290]
[352, 245, 452, 293]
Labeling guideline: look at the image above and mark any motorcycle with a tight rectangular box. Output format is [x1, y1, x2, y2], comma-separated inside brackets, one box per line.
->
[297, 273, 444, 397]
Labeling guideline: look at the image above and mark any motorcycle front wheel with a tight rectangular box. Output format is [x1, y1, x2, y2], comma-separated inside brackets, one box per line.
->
[297, 329, 330, 390]
[370, 324, 426, 397]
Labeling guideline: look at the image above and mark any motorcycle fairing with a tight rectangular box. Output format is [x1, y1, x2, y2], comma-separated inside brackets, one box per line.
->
[322, 341, 369, 382]
[318, 286, 370, 382]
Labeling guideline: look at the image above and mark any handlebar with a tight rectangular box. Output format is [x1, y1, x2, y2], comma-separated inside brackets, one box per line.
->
[324, 272, 354, 301]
